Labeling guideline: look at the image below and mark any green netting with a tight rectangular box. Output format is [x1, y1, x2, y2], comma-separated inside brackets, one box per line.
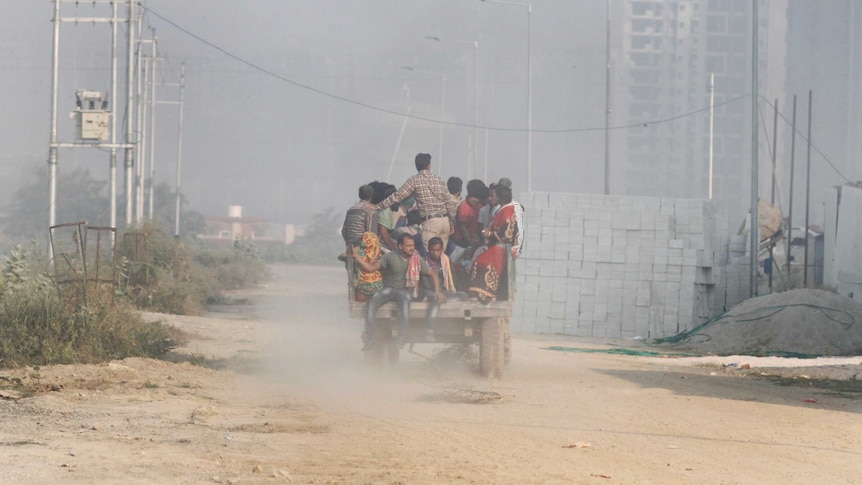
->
[542, 346, 697, 357]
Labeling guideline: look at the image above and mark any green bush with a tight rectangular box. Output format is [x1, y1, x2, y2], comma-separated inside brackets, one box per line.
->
[117, 224, 268, 314]
[0, 246, 186, 368]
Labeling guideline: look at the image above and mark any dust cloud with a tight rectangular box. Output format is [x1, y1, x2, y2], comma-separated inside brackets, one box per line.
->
[249, 264, 476, 417]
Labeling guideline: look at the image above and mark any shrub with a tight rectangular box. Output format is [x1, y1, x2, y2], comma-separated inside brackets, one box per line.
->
[117, 223, 268, 314]
[0, 245, 186, 368]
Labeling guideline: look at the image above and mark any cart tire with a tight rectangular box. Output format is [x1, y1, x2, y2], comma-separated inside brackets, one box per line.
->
[387, 338, 400, 366]
[479, 317, 504, 378]
[364, 323, 399, 370]
[363, 338, 385, 366]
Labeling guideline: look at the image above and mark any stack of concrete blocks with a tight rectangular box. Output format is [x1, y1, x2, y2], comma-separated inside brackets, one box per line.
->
[708, 200, 751, 314]
[514, 192, 749, 339]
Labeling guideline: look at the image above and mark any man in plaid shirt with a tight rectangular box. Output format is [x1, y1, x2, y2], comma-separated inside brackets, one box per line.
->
[376, 153, 457, 251]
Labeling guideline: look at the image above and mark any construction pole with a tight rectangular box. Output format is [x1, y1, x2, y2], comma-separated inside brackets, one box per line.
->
[804, 90, 812, 287]
[708, 73, 714, 199]
[768, 98, 778, 292]
[174, 63, 185, 237]
[786, 95, 797, 285]
[771, 98, 778, 204]
[749, 0, 760, 297]
[124, 0, 136, 226]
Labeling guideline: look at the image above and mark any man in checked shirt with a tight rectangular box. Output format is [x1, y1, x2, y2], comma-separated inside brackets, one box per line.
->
[376, 153, 457, 252]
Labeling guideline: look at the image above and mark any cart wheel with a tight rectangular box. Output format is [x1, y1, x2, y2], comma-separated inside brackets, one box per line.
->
[364, 322, 399, 370]
[479, 317, 504, 378]
[387, 338, 400, 366]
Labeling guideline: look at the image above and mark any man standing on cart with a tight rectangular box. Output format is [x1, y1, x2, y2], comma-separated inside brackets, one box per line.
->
[376, 153, 457, 252]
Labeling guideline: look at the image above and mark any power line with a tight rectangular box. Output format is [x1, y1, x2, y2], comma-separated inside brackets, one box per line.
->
[142, 5, 747, 135]
[759, 96, 851, 183]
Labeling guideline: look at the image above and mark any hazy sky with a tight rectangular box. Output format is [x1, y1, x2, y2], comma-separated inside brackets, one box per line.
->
[0, 0, 616, 222]
[0, 0, 610, 224]
[0, 1, 857, 228]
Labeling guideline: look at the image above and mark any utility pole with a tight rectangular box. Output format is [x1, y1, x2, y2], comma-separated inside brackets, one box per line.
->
[110, 0, 118, 232]
[136, 37, 148, 224]
[48, 0, 60, 243]
[155, 62, 188, 236]
[47, 0, 136, 257]
[125, 0, 137, 226]
[148, 33, 158, 220]
[175, 63, 186, 237]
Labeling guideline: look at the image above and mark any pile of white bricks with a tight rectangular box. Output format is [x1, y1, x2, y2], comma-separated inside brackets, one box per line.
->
[513, 192, 750, 339]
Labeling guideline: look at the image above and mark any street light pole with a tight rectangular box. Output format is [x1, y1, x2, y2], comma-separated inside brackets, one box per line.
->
[473, 40, 479, 181]
[604, 0, 611, 195]
[480, 0, 531, 191]
[426, 36, 478, 180]
[402, 66, 447, 175]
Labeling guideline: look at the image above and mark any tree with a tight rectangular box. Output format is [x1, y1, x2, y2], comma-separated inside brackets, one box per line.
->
[285, 207, 343, 263]
[2, 168, 110, 243]
[150, 182, 206, 235]
[1, 170, 205, 247]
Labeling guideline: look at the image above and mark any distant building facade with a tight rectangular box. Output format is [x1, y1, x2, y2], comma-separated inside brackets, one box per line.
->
[613, 0, 788, 221]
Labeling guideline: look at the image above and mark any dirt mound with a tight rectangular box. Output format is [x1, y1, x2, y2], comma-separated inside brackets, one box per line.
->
[658, 289, 862, 357]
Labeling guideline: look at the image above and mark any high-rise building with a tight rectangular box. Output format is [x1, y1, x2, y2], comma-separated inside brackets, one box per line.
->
[785, 1, 862, 200]
[614, 0, 786, 219]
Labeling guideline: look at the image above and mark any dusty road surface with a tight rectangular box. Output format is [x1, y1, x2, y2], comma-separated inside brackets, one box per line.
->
[1, 263, 861, 484]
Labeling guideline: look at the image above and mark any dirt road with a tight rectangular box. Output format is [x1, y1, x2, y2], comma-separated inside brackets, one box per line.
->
[1, 264, 861, 484]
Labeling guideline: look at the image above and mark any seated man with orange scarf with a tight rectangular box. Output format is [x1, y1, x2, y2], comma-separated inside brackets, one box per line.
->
[352, 232, 446, 349]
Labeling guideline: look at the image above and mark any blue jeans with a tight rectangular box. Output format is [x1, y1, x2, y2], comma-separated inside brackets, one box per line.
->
[366, 287, 413, 343]
[415, 289, 468, 331]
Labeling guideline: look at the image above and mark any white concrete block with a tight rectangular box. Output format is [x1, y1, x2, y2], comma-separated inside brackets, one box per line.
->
[636, 282, 651, 306]
[597, 246, 612, 262]
[594, 303, 608, 322]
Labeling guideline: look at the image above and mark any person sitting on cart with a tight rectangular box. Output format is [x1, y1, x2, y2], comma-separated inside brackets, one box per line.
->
[352, 232, 446, 349]
[469, 184, 519, 303]
[422, 237, 468, 303]
[341, 184, 377, 248]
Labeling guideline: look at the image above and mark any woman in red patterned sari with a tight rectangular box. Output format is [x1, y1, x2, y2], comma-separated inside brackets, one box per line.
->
[469, 185, 519, 303]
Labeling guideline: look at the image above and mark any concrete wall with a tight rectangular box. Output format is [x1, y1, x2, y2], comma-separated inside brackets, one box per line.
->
[824, 184, 862, 301]
[513, 192, 750, 338]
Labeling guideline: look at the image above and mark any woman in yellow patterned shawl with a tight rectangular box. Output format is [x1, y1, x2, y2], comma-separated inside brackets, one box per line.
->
[353, 231, 383, 300]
